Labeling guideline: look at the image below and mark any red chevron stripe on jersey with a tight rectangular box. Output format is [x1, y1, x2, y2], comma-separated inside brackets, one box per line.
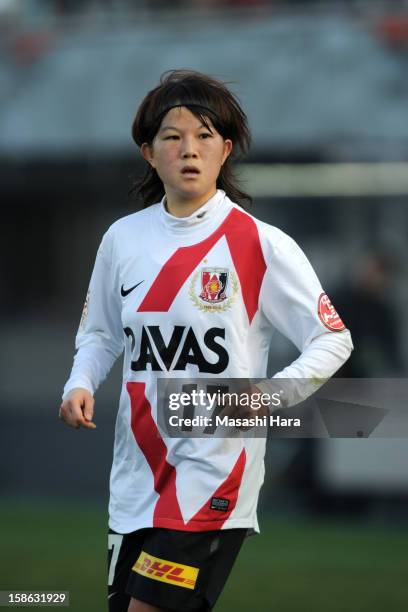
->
[127, 382, 246, 531]
[138, 208, 267, 324]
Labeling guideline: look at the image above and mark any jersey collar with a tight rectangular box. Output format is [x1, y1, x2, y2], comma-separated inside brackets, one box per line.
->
[158, 190, 227, 235]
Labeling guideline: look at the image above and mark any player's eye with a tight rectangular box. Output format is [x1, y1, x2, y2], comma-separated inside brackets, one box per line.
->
[199, 133, 212, 139]
[164, 135, 179, 140]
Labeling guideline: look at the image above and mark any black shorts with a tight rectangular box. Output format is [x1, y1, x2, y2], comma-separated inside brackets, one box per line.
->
[107, 527, 247, 612]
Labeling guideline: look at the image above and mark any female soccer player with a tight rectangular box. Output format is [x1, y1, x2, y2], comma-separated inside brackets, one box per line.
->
[60, 70, 353, 612]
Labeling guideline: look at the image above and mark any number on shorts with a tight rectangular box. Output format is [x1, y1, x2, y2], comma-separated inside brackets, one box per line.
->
[108, 534, 123, 586]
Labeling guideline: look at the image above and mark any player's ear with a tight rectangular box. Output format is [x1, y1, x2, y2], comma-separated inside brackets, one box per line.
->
[141, 143, 155, 168]
[222, 139, 233, 165]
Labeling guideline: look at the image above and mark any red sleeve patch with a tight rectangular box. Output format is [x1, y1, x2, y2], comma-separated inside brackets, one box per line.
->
[318, 293, 346, 332]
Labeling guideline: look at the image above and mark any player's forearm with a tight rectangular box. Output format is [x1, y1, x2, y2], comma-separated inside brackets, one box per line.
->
[62, 343, 121, 400]
[257, 329, 353, 407]
[276, 328, 353, 379]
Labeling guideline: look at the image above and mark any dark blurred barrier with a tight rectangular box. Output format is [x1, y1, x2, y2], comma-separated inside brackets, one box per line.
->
[0, 399, 116, 501]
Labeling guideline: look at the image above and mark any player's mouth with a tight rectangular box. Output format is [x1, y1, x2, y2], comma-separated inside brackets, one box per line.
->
[181, 165, 200, 178]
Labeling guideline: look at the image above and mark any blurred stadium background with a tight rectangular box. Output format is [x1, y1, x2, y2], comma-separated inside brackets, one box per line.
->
[1, 1, 408, 610]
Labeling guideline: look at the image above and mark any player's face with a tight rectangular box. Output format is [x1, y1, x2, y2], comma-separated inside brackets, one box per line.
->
[141, 106, 232, 214]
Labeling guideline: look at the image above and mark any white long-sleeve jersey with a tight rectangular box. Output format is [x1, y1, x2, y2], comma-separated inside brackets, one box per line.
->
[63, 190, 352, 534]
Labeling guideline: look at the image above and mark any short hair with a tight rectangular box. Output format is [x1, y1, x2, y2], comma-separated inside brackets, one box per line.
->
[129, 69, 252, 208]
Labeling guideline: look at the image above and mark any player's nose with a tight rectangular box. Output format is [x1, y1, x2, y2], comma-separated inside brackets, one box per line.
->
[181, 136, 198, 158]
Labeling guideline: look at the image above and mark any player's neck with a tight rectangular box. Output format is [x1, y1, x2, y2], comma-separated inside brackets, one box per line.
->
[165, 189, 217, 218]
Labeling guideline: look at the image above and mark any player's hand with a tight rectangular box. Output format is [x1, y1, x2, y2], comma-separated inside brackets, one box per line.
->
[59, 388, 96, 429]
[218, 385, 268, 430]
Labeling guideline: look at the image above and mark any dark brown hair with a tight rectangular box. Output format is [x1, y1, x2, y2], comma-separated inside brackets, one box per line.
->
[129, 69, 252, 207]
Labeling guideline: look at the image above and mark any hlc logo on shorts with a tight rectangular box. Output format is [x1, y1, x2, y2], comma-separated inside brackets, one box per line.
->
[133, 551, 199, 590]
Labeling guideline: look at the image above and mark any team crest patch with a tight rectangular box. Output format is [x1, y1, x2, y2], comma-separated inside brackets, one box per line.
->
[190, 267, 238, 312]
[318, 293, 346, 331]
[200, 268, 228, 303]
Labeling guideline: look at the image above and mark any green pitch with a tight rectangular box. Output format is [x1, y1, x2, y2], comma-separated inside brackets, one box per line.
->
[0, 500, 407, 611]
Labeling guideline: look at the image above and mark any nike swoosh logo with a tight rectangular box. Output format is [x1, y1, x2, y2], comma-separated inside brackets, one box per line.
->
[121, 280, 144, 297]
